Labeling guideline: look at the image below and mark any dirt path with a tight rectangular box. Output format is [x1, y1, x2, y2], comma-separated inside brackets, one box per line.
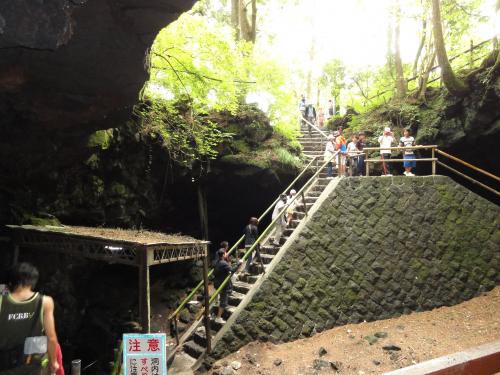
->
[209, 286, 500, 375]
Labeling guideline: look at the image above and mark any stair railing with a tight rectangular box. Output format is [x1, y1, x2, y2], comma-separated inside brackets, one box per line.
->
[300, 116, 329, 139]
[167, 155, 321, 348]
[190, 150, 340, 353]
[435, 149, 499, 197]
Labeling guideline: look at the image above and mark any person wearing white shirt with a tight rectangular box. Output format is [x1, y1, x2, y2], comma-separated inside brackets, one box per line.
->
[378, 127, 395, 176]
[399, 128, 416, 176]
[346, 134, 359, 176]
[324, 134, 336, 178]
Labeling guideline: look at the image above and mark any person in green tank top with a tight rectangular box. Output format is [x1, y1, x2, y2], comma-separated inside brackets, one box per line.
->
[0, 263, 59, 375]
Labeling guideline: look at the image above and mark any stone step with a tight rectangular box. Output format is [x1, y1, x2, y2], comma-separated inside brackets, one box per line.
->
[183, 340, 205, 359]
[232, 281, 253, 294]
[284, 228, 294, 236]
[237, 273, 259, 284]
[193, 326, 218, 347]
[260, 253, 274, 264]
[305, 197, 317, 204]
[260, 245, 280, 255]
[228, 291, 246, 306]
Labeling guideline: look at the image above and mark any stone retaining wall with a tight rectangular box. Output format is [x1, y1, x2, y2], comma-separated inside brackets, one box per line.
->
[209, 176, 499, 360]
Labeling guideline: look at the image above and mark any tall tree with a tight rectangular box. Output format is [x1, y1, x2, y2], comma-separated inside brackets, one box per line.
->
[231, 0, 258, 42]
[394, 0, 407, 99]
[431, 0, 469, 96]
[320, 59, 346, 110]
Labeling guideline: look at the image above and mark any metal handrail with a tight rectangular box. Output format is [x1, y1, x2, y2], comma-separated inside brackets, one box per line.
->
[301, 116, 328, 139]
[200, 150, 340, 317]
[364, 145, 438, 176]
[167, 156, 319, 321]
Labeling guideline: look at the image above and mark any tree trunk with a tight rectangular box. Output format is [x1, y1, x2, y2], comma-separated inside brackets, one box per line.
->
[250, 0, 257, 43]
[386, 14, 394, 78]
[413, 18, 427, 77]
[430, 0, 469, 96]
[417, 48, 437, 101]
[394, 0, 407, 99]
[231, 0, 240, 40]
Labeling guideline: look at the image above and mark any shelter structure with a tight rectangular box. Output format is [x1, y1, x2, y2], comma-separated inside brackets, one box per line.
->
[6, 225, 210, 333]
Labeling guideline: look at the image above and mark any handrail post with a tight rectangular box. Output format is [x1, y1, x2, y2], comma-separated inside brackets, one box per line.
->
[365, 150, 369, 176]
[432, 147, 436, 175]
[302, 191, 307, 216]
[202, 255, 211, 353]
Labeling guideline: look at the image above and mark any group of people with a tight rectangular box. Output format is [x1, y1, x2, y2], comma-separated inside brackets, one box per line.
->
[213, 188, 301, 324]
[299, 96, 336, 132]
[324, 126, 417, 177]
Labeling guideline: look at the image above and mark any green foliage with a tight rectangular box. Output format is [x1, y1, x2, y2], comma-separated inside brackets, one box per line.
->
[320, 59, 346, 101]
[135, 99, 231, 168]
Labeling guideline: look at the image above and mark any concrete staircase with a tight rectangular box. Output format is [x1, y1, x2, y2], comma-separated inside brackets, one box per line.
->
[175, 123, 335, 369]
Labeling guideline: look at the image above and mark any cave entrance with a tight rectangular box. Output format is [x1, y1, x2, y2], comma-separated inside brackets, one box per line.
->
[6, 225, 210, 334]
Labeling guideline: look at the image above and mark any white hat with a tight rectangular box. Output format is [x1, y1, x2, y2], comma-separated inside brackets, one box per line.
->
[290, 189, 297, 195]
[384, 127, 391, 133]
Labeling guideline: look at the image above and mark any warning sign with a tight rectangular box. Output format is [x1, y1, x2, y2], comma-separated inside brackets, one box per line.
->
[123, 333, 166, 375]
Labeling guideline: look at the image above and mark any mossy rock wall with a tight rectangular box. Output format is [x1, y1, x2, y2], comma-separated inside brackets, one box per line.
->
[210, 176, 500, 360]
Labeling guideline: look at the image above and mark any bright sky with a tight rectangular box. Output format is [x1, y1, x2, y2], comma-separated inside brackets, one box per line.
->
[258, 0, 498, 75]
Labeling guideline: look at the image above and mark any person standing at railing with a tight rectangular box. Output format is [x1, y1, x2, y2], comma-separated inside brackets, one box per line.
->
[243, 217, 261, 273]
[399, 128, 416, 176]
[213, 250, 242, 324]
[335, 128, 347, 176]
[347, 134, 360, 176]
[378, 126, 395, 176]
[271, 194, 288, 246]
[356, 132, 367, 176]
[324, 134, 335, 179]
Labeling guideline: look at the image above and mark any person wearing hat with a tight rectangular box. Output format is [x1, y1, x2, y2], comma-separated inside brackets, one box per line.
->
[213, 250, 242, 324]
[271, 194, 288, 246]
[324, 134, 336, 178]
[378, 126, 395, 176]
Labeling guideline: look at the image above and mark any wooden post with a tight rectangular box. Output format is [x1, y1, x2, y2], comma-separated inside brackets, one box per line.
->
[202, 253, 212, 354]
[365, 150, 370, 176]
[138, 248, 151, 333]
[432, 147, 436, 175]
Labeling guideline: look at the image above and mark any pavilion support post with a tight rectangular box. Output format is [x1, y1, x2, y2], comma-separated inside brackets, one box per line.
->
[138, 248, 151, 333]
[202, 254, 212, 353]
[432, 148, 436, 175]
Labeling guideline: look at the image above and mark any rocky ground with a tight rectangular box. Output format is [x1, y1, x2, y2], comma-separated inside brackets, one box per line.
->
[208, 286, 500, 375]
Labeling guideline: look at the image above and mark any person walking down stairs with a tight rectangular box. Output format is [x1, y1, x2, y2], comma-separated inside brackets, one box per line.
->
[243, 217, 261, 273]
[271, 194, 288, 246]
[213, 250, 242, 324]
[324, 134, 336, 178]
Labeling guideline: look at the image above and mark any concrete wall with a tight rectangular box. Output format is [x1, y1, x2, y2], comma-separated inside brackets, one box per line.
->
[209, 176, 500, 360]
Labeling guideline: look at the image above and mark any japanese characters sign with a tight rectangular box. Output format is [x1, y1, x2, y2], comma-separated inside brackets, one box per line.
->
[123, 333, 166, 375]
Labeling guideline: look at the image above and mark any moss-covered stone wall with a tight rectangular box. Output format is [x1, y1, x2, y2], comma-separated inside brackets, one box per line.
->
[210, 176, 500, 360]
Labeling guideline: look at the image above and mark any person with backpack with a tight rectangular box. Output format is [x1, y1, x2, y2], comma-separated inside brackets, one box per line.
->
[356, 132, 367, 176]
[213, 250, 241, 324]
[0, 263, 60, 375]
[243, 217, 261, 273]
[304, 104, 316, 136]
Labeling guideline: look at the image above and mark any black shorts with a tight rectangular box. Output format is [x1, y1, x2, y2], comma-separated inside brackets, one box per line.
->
[219, 286, 229, 308]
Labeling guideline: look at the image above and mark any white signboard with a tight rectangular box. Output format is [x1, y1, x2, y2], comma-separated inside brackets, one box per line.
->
[123, 333, 166, 375]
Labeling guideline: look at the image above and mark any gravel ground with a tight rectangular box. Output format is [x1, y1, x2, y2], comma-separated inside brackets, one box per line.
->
[36, 225, 199, 244]
[209, 286, 500, 375]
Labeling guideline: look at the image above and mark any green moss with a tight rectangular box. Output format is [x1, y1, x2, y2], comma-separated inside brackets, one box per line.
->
[88, 129, 114, 149]
[27, 216, 61, 226]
